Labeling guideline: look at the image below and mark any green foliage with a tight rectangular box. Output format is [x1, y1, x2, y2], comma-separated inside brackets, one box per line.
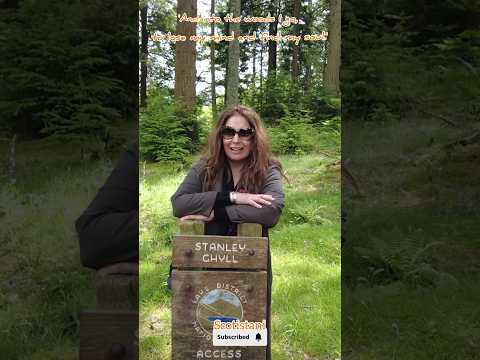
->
[342, 0, 480, 122]
[266, 109, 339, 156]
[0, 0, 136, 147]
[139, 90, 200, 162]
[352, 230, 456, 287]
[139, 90, 192, 162]
[241, 73, 339, 125]
[268, 114, 316, 155]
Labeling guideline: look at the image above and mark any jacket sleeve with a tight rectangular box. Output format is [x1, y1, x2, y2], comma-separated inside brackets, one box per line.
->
[171, 163, 218, 218]
[225, 166, 285, 228]
[75, 144, 139, 270]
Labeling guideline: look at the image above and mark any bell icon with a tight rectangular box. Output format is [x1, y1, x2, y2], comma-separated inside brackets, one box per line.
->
[255, 333, 262, 341]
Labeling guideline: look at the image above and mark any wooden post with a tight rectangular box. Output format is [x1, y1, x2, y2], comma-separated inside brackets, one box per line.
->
[172, 221, 267, 359]
[95, 274, 139, 309]
[238, 223, 263, 237]
[178, 219, 205, 235]
[80, 270, 139, 360]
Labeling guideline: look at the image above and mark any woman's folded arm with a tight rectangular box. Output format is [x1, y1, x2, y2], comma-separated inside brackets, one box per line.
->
[171, 164, 217, 218]
[76, 210, 138, 269]
[225, 167, 284, 227]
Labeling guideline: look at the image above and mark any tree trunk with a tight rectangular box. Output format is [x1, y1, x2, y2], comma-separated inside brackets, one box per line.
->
[291, 0, 301, 82]
[260, 42, 264, 111]
[324, 0, 341, 95]
[174, 0, 197, 109]
[252, 43, 257, 87]
[304, 0, 313, 88]
[210, 0, 217, 118]
[225, 0, 241, 107]
[267, 1, 279, 77]
[140, 3, 148, 108]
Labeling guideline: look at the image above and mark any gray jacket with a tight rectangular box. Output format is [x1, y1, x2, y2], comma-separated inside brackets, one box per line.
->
[171, 160, 285, 231]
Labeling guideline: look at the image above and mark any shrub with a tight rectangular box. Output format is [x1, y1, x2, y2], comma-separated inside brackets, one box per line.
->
[268, 112, 318, 155]
[140, 90, 192, 162]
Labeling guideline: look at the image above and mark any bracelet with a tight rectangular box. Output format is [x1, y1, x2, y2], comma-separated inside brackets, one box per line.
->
[230, 192, 237, 204]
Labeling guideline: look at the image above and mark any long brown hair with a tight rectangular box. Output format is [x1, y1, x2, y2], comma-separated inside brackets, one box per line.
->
[202, 105, 283, 193]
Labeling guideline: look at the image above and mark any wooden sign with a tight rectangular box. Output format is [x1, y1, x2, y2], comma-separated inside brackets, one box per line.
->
[172, 235, 268, 270]
[80, 273, 139, 360]
[172, 221, 268, 360]
[80, 310, 138, 360]
[172, 270, 267, 359]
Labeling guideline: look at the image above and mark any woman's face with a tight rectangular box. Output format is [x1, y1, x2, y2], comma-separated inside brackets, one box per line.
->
[222, 114, 253, 164]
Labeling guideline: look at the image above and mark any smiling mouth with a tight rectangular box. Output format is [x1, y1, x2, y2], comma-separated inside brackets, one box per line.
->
[229, 147, 243, 152]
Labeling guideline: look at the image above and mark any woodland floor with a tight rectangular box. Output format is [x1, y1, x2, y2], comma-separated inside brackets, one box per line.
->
[0, 138, 112, 359]
[342, 118, 480, 359]
[139, 151, 341, 360]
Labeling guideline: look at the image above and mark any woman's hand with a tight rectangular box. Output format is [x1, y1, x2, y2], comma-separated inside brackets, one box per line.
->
[235, 193, 275, 209]
[180, 210, 215, 222]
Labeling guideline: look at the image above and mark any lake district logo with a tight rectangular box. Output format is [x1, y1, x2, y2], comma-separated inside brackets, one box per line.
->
[192, 283, 246, 340]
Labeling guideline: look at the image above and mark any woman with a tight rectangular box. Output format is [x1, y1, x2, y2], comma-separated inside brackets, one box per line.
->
[171, 105, 284, 360]
[76, 142, 138, 271]
[171, 105, 285, 235]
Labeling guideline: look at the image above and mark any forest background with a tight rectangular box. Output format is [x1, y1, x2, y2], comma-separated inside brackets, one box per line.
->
[138, 0, 341, 359]
[342, 1, 480, 359]
[0, 1, 138, 358]
[2, 0, 477, 358]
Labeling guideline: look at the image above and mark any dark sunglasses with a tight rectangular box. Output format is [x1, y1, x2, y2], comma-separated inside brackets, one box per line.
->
[221, 126, 255, 139]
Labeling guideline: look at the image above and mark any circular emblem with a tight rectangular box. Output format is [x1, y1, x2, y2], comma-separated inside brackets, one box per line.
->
[196, 289, 244, 335]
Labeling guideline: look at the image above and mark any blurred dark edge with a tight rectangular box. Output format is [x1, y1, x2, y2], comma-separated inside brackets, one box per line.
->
[342, 1, 480, 359]
[0, 0, 139, 359]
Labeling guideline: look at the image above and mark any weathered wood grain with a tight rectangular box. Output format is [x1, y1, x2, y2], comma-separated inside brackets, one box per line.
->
[179, 219, 205, 235]
[79, 310, 138, 360]
[171, 270, 267, 360]
[172, 235, 268, 270]
[95, 274, 138, 309]
[237, 223, 263, 237]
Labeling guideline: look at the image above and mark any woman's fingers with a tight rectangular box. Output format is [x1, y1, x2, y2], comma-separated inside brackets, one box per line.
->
[248, 199, 263, 208]
[236, 193, 275, 208]
[256, 197, 272, 205]
[259, 194, 275, 201]
[181, 214, 207, 221]
[253, 195, 274, 206]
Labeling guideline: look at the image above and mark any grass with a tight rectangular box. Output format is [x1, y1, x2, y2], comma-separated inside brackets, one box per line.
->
[139, 151, 341, 359]
[0, 137, 124, 359]
[0, 125, 340, 358]
[342, 119, 480, 359]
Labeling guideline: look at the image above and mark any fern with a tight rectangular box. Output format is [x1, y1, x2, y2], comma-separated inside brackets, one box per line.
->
[353, 227, 456, 287]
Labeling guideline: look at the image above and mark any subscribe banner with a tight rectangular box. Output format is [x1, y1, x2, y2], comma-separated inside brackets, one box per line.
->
[212, 320, 267, 347]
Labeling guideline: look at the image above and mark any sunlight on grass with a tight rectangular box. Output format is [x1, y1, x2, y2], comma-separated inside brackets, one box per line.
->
[139, 151, 341, 359]
[272, 252, 341, 359]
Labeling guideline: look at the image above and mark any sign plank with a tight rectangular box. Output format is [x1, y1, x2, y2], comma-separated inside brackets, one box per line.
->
[95, 274, 138, 309]
[79, 310, 138, 360]
[172, 270, 267, 360]
[172, 235, 268, 270]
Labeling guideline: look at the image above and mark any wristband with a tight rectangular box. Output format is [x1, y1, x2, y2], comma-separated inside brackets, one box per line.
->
[230, 192, 237, 204]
